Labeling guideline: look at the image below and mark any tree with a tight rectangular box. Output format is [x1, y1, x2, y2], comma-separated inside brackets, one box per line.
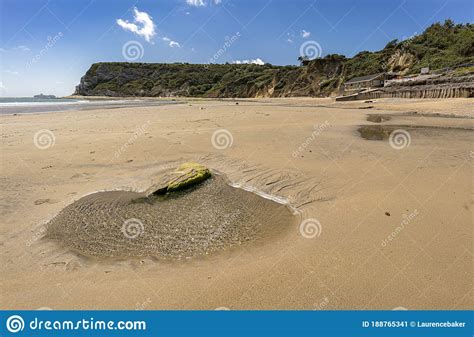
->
[444, 19, 455, 29]
[298, 55, 310, 66]
[384, 39, 399, 49]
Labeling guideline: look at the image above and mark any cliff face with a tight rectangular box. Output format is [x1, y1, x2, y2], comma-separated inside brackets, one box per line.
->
[74, 21, 473, 98]
[74, 55, 348, 98]
[74, 61, 345, 98]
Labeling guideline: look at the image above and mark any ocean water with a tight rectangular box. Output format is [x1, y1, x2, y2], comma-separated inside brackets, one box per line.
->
[0, 97, 178, 115]
[0, 97, 83, 104]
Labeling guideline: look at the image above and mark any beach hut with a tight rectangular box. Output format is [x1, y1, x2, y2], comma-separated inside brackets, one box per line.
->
[343, 73, 385, 93]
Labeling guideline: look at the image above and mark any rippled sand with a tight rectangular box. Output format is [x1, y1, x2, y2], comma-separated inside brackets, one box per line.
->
[45, 174, 297, 259]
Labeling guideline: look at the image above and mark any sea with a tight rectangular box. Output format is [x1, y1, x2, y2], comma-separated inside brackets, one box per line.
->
[0, 97, 179, 115]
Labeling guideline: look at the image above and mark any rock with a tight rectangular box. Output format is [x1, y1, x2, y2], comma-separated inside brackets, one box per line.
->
[150, 162, 211, 196]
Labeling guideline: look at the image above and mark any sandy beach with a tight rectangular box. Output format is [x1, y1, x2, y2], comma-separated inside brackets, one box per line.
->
[1, 97, 472, 310]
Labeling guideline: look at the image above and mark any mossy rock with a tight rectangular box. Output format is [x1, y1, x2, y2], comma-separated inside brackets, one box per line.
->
[151, 162, 211, 195]
[167, 163, 211, 192]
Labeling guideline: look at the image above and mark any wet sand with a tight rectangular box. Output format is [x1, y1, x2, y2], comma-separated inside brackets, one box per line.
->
[46, 174, 297, 259]
[1, 97, 472, 309]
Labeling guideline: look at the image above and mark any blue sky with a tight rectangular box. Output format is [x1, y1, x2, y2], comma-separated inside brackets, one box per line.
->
[1, 0, 472, 97]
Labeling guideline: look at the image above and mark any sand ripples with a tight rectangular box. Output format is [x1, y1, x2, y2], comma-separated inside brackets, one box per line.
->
[45, 174, 296, 259]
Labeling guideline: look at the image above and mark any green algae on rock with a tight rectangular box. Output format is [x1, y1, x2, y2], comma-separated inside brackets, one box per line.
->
[151, 162, 212, 196]
[167, 163, 211, 192]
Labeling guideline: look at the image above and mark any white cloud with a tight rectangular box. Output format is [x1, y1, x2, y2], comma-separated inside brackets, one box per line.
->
[4, 70, 19, 75]
[15, 45, 30, 52]
[186, 0, 205, 6]
[1, 46, 30, 52]
[162, 37, 181, 48]
[117, 8, 156, 42]
[0, 82, 6, 91]
[169, 41, 180, 48]
[301, 30, 311, 38]
[186, 0, 221, 6]
[232, 58, 265, 65]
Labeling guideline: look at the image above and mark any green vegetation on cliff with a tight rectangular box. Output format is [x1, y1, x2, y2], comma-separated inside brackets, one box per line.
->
[75, 21, 473, 98]
[343, 20, 474, 78]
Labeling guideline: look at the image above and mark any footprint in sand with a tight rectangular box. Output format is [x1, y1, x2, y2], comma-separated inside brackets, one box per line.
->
[34, 199, 57, 205]
[70, 172, 93, 180]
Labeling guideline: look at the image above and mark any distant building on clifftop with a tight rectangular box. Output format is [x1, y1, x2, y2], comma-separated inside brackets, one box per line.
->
[342, 73, 385, 93]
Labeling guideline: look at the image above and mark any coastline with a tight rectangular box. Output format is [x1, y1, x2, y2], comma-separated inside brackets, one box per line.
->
[0, 97, 184, 116]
